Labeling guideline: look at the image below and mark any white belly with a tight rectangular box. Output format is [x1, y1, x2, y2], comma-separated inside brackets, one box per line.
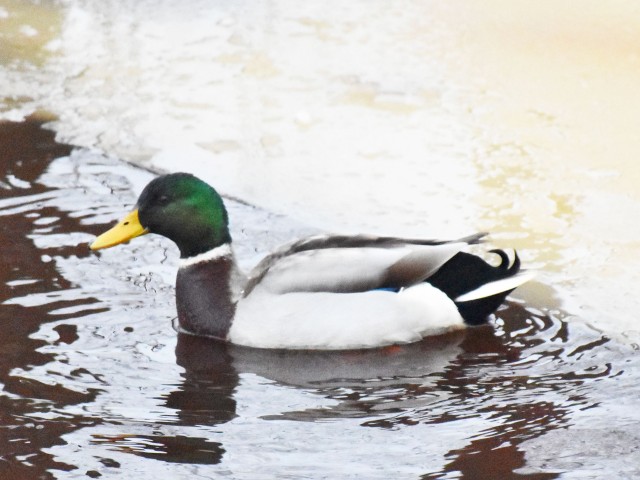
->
[228, 283, 465, 349]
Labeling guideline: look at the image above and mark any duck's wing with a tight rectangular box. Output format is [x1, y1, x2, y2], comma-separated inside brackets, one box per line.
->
[277, 232, 487, 253]
[242, 234, 480, 296]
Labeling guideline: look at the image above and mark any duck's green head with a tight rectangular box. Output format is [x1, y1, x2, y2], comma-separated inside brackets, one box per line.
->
[91, 173, 231, 258]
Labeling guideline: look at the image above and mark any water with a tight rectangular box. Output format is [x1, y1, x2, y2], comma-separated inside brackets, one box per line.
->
[0, 118, 638, 479]
[1, 1, 640, 478]
[2, 1, 640, 338]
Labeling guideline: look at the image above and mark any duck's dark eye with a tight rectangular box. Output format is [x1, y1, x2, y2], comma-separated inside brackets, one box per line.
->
[158, 195, 170, 206]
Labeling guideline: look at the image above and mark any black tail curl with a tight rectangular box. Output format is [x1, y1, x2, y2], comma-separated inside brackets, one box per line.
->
[426, 249, 521, 325]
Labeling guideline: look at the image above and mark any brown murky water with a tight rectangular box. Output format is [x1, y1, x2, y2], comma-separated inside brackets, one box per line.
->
[0, 118, 638, 479]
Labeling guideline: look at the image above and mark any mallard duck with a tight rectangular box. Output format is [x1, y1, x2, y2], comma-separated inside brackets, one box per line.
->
[91, 173, 534, 350]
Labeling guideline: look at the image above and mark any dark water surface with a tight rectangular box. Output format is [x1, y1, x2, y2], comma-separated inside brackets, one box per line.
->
[0, 118, 638, 479]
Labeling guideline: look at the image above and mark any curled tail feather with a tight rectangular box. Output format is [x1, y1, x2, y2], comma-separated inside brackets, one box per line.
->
[426, 250, 531, 325]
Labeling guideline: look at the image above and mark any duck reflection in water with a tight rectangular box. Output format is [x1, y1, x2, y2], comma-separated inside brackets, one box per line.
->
[161, 304, 593, 476]
[169, 315, 512, 426]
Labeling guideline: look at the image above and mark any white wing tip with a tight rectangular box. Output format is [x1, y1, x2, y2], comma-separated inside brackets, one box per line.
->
[454, 270, 536, 302]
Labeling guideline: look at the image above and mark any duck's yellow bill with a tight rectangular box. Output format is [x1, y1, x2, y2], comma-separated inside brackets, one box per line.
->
[90, 209, 149, 251]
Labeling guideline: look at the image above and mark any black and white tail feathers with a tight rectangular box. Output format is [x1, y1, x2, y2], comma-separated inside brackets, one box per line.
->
[426, 250, 534, 325]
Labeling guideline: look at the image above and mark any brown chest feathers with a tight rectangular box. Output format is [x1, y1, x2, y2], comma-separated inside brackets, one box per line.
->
[175, 258, 238, 339]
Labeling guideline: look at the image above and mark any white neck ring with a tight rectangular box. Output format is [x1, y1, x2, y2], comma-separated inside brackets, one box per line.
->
[179, 243, 233, 268]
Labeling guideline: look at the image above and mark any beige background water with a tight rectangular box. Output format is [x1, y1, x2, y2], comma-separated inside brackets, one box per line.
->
[2, 0, 639, 339]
